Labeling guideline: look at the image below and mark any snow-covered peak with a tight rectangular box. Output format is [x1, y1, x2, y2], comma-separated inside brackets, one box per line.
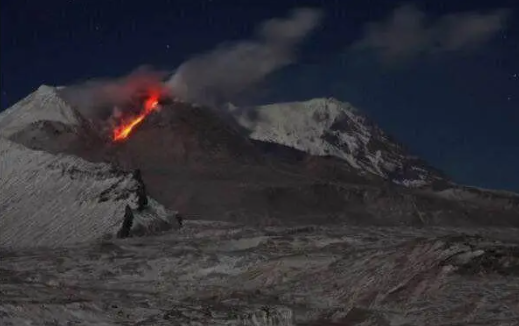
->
[0, 138, 176, 249]
[233, 97, 448, 187]
[237, 97, 362, 136]
[0, 85, 81, 138]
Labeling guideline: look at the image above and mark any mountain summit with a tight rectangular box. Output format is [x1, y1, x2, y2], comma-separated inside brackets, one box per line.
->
[0, 85, 83, 138]
[232, 97, 448, 188]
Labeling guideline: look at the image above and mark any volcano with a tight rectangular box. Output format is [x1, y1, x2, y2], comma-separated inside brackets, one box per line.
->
[2, 84, 518, 228]
[2, 84, 519, 326]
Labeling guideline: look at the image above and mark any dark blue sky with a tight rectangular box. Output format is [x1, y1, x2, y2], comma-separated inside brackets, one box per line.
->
[1, 0, 518, 191]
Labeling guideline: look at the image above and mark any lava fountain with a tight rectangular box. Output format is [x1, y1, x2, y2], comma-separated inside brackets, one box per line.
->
[112, 91, 160, 142]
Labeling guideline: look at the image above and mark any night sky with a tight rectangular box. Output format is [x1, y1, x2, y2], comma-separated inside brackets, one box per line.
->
[1, 0, 518, 191]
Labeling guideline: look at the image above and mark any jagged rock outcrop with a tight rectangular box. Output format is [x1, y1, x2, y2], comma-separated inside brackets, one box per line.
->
[116, 205, 135, 239]
[133, 169, 148, 211]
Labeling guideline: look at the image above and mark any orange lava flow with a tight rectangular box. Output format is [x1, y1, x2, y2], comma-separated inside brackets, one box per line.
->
[112, 94, 159, 142]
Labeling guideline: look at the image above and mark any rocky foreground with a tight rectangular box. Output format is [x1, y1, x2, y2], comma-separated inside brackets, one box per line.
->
[1, 220, 519, 325]
[2, 85, 519, 325]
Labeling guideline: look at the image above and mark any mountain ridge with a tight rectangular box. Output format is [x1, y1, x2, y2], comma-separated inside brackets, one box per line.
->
[1, 84, 518, 230]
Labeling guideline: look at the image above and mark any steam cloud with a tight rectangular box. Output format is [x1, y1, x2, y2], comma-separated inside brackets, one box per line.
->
[58, 4, 508, 122]
[352, 4, 511, 63]
[57, 8, 322, 123]
[167, 7, 323, 107]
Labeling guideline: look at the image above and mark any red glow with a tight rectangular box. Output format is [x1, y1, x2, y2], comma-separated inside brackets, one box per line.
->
[112, 92, 160, 142]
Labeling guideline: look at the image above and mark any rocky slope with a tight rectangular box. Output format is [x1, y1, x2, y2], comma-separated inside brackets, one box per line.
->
[0, 137, 176, 249]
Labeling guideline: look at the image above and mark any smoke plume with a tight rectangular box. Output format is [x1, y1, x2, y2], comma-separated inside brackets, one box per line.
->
[167, 7, 323, 107]
[58, 66, 170, 121]
[57, 7, 322, 125]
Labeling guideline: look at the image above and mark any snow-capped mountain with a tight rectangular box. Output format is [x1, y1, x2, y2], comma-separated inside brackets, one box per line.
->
[0, 85, 83, 138]
[2, 84, 518, 231]
[1, 86, 448, 188]
[1, 85, 518, 326]
[0, 137, 176, 249]
[231, 98, 448, 188]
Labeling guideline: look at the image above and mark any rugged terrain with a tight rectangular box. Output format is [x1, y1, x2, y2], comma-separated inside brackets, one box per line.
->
[3, 85, 518, 227]
[1, 84, 518, 325]
[2, 221, 519, 325]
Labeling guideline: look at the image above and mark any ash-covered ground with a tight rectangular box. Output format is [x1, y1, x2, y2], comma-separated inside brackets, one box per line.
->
[2, 221, 519, 325]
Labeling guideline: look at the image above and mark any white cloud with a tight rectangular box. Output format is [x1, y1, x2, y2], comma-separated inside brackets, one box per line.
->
[353, 4, 511, 62]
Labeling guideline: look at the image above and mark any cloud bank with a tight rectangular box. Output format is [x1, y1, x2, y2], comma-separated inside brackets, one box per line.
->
[352, 4, 511, 63]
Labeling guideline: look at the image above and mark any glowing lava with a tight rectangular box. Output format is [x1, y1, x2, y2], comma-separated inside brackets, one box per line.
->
[112, 93, 160, 142]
